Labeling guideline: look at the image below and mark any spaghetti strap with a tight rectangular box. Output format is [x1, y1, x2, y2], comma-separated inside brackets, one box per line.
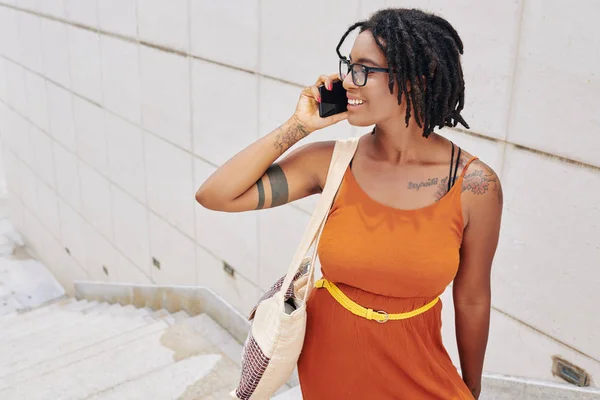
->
[460, 156, 479, 178]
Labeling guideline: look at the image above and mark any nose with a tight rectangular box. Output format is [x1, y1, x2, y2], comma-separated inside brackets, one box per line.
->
[342, 71, 358, 91]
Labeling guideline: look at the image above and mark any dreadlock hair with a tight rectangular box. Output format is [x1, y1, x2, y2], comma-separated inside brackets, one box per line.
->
[336, 8, 470, 138]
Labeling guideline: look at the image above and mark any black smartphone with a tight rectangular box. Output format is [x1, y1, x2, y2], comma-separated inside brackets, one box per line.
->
[318, 80, 347, 118]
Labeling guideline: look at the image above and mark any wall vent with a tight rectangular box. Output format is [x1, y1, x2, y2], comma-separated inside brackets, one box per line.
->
[223, 262, 235, 278]
[552, 356, 590, 387]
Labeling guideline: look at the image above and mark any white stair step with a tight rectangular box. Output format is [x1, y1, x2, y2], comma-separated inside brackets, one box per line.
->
[0, 321, 169, 394]
[162, 310, 190, 326]
[51, 299, 96, 315]
[0, 309, 95, 342]
[62, 299, 92, 312]
[103, 303, 123, 314]
[110, 304, 135, 316]
[0, 302, 66, 329]
[0, 303, 115, 342]
[0, 312, 154, 375]
[86, 354, 222, 400]
[136, 307, 153, 317]
[2, 303, 122, 348]
[80, 302, 111, 314]
[0, 300, 98, 335]
[0, 311, 102, 359]
[116, 305, 152, 318]
[0, 311, 17, 319]
[146, 308, 171, 322]
[272, 385, 302, 400]
[183, 314, 243, 367]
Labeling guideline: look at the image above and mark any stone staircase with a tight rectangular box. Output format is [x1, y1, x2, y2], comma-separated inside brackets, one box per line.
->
[0, 295, 303, 400]
[3, 296, 599, 400]
[0, 297, 247, 399]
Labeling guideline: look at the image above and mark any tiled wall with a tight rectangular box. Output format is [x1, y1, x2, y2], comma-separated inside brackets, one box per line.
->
[0, 0, 599, 386]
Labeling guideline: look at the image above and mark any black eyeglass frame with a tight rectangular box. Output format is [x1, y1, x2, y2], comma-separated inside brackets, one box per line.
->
[339, 57, 390, 87]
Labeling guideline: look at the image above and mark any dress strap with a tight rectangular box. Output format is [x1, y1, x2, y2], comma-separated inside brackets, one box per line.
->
[460, 156, 479, 178]
[447, 142, 462, 191]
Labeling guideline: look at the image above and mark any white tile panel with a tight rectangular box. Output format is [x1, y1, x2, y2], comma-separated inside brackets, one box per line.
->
[191, 59, 257, 165]
[190, 0, 258, 71]
[140, 47, 191, 150]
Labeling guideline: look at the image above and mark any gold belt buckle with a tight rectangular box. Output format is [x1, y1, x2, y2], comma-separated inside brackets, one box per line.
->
[375, 310, 389, 323]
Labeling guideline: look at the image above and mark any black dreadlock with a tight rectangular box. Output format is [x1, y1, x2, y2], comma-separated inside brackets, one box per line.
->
[336, 8, 470, 138]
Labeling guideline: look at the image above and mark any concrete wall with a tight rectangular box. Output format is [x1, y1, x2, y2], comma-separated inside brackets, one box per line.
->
[0, 0, 598, 388]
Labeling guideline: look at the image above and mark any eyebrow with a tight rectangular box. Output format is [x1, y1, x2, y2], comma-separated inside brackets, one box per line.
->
[348, 54, 382, 67]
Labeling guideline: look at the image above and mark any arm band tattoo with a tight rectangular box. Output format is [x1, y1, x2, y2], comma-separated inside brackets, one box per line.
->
[256, 177, 265, 209]
[266, 164, 289, 207]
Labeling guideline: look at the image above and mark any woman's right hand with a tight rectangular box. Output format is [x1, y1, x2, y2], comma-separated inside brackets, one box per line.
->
[291, 73, 348, 134]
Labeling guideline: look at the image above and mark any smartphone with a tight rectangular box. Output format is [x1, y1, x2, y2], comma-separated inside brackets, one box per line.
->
[318, 80, 347, 118]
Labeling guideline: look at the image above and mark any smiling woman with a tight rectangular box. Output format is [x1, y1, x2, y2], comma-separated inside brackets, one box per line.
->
[196, 7, 501, 400]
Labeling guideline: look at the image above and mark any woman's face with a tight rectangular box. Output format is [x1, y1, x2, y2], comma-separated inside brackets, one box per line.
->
[342, 30, 404, 127]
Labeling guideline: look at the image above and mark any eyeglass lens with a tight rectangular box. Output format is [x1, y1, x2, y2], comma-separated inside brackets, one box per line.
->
[339, 59, 367, 86]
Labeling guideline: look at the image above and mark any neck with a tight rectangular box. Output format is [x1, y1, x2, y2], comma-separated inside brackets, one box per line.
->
[370, 116, 440, 165]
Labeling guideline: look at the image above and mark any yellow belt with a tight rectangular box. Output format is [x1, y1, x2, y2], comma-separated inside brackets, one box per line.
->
[314, 278, 439, 323]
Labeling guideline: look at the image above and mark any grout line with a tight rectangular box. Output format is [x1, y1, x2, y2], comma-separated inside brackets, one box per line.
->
[134, 0, 155, 284]
[510, 143, 600, 171]
[135, 0, 139, 38]
[97, 0, 121, 279]
[499, 0, 526, 180]
[491, 305, 600, 365]
[256, 0, 263, 289]
[187, 0, 199, 286]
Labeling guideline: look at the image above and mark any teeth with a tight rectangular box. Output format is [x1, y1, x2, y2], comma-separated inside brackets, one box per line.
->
[348, 99, 364, 105]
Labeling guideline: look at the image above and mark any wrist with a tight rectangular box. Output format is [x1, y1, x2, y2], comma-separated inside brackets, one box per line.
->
[288, 114, 314, 136]
[270, 116, 312, 156]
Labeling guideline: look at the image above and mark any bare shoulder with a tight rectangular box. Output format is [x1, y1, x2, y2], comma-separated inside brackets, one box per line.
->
[460, 154, 503, 208]
[283, 139, 336, 192]
[306, 140, 337, 192]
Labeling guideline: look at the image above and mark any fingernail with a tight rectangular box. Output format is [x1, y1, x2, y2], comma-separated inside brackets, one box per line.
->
[317, 95, 321, 102]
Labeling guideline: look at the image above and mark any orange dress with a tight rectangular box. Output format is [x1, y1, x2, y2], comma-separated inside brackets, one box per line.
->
[297, 156, 478, 400]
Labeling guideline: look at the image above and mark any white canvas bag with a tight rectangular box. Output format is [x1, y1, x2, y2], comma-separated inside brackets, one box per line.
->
[231, 137, 359, 400]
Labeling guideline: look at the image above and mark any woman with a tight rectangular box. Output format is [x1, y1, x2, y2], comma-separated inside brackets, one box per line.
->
[196, 8, 502, 400]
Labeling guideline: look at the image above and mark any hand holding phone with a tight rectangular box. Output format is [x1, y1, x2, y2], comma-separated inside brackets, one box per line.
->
[318, 80, 348, 118]
[291, 74, 348, 134]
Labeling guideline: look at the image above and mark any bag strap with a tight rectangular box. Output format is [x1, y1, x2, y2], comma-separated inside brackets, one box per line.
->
[280, 137, 360, 298]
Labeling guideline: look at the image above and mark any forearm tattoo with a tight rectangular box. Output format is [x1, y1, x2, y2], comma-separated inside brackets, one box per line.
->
[255, 164, 289, 209]
[273, 122, 310, 155]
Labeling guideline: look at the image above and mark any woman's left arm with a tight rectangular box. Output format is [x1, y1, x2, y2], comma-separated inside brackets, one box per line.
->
[453, 163, 503, 399]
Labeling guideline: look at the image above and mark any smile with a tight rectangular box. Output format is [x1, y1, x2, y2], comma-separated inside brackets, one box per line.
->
[348, 99, 365, 106]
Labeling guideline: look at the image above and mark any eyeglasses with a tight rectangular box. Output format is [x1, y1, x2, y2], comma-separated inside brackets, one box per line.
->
[339, 58, 390, 87]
